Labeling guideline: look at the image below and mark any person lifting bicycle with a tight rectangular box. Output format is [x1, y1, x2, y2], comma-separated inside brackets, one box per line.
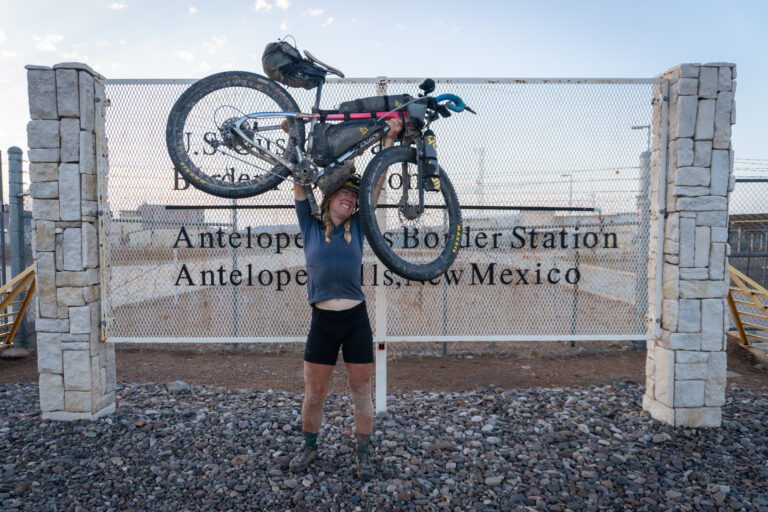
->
[289, 118, 404, 481]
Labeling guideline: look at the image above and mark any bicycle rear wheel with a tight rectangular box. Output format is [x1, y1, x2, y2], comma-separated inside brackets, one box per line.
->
[359, 146, 462, 281]
[166, 71, 304, 198]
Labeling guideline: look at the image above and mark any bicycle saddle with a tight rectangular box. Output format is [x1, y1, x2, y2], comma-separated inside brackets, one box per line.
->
[304, 50, 345, 78]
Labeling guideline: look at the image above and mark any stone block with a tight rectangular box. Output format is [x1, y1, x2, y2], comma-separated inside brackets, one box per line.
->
[675, 362, 707, 380]
[680, 280, 728, 299]
[60, 118, 80, 162]
[62, 227, 83, 271]
[711, 227, 728, 243]
[698, 67, 718, 99]
[674, 380, 705, 407]
[675, 407, 721, 428]
[56, 268, 100, 287]
[63, 350, 91, 391]
[664, 254, 679, 265]
[39, 373, 65, 412]
[680, 64, 700, 78]
[679, 217, 695, 267]
[59, 163, 81, 221]
[62, 342, 89, 351]
[677, 196, 727, 212]
[79, 72, 95, 132]
[672, 186, 708, 197]
[653, 346, 675, 406]
[709, 243, 725, 280]
[70, 305, 91, 334]
[694, 99, 716, 140]
[664, 238, 679, 255]
[27, 68, 58, 119]
[81, 173, 97, 201]
[705, 352, 726, 407]
[29, 162, 58, 183]
[56, 68, 79, 117]
[62, 333, 89, 342]
[35, 252, 58, 318]
[105, 345, 116, 391]
[83, 285, 100, 303]
[82, 222, 99, 269]
[680, 267, 709, 280]
[660, 331, 701, 351]
[710, 150, 729, 196]
[676, 138, 694, 166]
[713, 91, 733, 149]
[694, 227, 710, 267]
[36, 318, 69, 332]
[80, 131, 96, 174]
[676, 96, 698, 138]
[678, 299, 701, 333]
[89, 303, 102, 352]
[677, 77, 698, 95]
[65, 391, 92, 412]
[701, 298, 725, 350]
[695, 211, 727, 227]
[662, 263, 679, 297]
[36, 332, 62, 373]
[83, 201, 98, 218]
[717, 66, 732, 90]
[33, 199, 60, 221]
[728, 174, 736, 193]
[28, 148, 60, 163]
[57, 287, 85, 307]
[730, 97, 736, 125]
[34, 220, 55, 252]
[30, 181, 58, 200]
[643, 395, 675, 425]
[27, 120, 60, 149]
[692, 141, 712, 167]
[676, 351, 709, 364]
[662, 299, 678, 331]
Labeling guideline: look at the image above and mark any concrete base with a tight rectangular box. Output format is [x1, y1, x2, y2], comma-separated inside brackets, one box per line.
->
[643, 394, 721, 427]
[42, 402, 115, 421]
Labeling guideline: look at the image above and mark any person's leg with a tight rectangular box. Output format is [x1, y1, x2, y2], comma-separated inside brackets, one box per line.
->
[302, 361, 335, 433]
[290, 361, 334, 473]
[346, 361, 375, 481]
[345, 362, 374, 436]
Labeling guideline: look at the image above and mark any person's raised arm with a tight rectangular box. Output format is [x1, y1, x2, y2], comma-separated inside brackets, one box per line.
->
[374, 118, 404, 205]
[294, 183, 307, 201]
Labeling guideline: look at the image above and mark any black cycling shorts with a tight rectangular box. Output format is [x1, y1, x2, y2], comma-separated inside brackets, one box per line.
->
[304, 302, 374, 365]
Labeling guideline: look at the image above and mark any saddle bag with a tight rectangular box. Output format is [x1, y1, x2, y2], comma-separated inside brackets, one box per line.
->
[312, 120, 378, 167]
[262, 41, 325, 90]
[337, 94, 413, 113]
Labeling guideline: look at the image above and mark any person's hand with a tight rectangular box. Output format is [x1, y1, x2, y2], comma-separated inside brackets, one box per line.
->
[383, 118, 404, 147]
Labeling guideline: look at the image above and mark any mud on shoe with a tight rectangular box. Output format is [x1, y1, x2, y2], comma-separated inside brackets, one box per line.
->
[356, 451, 375, 481]
[289, 445, 317, 473]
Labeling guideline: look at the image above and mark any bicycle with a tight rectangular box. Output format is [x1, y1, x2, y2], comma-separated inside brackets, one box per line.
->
[166, 42, 475, 281]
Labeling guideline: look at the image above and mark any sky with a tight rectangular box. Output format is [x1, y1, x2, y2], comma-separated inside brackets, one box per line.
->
[1, 0, 767, 183]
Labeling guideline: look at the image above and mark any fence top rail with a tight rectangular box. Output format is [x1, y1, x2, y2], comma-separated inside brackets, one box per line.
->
[104, 77, 665, 86]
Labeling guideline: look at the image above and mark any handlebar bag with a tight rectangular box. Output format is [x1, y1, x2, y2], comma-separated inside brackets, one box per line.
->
[338, 94, 413, 113]
[312, 119, 378, 167]
[262, 41, 325, 90]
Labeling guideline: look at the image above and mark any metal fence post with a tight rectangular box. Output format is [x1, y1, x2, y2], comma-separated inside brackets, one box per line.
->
[374, 76, 388, 416]
[0, 149, 7, 287]
[634, 150, 651, 350]
[8, 146, 26, 348]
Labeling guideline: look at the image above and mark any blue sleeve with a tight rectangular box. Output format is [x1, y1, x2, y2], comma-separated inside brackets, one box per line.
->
[295, 199, 315, 235]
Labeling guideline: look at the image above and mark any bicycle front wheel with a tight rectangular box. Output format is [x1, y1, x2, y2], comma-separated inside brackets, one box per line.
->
[166, 71, 304, 198]
[359, 146, 462, 281]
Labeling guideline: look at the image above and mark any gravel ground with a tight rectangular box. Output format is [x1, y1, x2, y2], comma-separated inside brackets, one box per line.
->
[1, 381, 767, 511]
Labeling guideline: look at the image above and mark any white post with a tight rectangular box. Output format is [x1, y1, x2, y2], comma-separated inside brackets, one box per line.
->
[373, 77, 389, 416]
[27, 62, 116, 420]
[643, 63, 736, 427]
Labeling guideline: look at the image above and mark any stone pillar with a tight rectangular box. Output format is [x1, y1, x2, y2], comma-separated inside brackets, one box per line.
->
[644, 63, 735, 427]
[27, 62, 116, 421]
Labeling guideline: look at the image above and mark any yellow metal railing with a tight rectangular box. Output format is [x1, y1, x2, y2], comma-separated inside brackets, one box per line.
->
[728, 266, 768, 346]
[0, 265, 36, 348]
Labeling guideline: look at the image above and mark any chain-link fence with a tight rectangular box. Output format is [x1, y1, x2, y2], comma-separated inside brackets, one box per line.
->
[102, 77, 662, 343]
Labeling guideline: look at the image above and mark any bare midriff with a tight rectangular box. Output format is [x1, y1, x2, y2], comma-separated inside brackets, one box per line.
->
[314, 298, 362, 311]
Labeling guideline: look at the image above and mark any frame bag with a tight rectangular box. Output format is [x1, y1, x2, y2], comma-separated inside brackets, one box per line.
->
[312, 120, 378, 167]
[337, 94, 413, 113]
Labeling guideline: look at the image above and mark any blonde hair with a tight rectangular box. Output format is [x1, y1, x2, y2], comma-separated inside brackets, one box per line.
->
[323, 204, 352, 244]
